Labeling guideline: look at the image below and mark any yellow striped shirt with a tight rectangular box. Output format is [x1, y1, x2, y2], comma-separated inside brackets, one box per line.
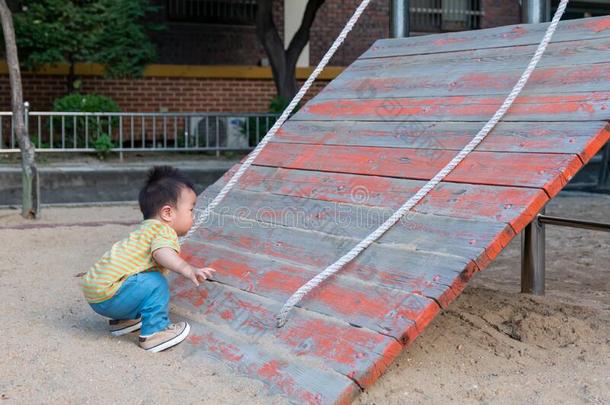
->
[82, 219, 180, 303]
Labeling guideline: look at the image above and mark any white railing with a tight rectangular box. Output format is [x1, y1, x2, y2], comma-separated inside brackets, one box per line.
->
[0, 107, 279, 155]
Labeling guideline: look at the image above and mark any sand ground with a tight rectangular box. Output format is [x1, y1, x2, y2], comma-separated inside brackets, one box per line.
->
[0, 193, 608, 404]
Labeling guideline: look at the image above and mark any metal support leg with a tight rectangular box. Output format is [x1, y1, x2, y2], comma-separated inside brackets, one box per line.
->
[599, 143, 610, 189]
[521, 208, 546, 295]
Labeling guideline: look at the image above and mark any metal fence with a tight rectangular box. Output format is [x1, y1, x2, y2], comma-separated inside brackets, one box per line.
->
[410, 0, 484, 33]
[0, 108, 279, 155]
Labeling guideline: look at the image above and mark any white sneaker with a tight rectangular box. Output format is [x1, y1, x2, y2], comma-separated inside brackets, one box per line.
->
[109, 318, 142, 336]
[139, 322, 191, 353]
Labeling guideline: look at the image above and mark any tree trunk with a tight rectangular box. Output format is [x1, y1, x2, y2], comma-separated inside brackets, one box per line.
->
[67, 58, 76, 94]
[0, 0, 39, 219]
[256, 0, 325, 102]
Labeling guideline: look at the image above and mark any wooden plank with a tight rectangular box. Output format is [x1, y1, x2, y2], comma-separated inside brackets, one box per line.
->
[292, 91, 610, 122]
[198, 184, 516, 264]
[188, 208, 486, 305]
[172, 278, 402, 390]
[178, 311, 359, 403]
[317, 61, 610, 100]
[581, 122, 610, 165]
[184, 328, 359, 404]
[183, 324, 359, 404]
[274, 120, 609, 162]
[361, 16, 610, 59]
[193, 187, 516, 310]
[338, 37, 610, 81]
[207, 164, 548, 233]
[250, 143, 583, 197]
[179, 239, 441, 343]
[171, 15, 610, 405]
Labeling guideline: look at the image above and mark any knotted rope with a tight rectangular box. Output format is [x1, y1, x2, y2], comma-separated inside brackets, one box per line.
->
[180, 0, 373, 244]
[276, 0, 570, 327]
[179, 0, 570, 328]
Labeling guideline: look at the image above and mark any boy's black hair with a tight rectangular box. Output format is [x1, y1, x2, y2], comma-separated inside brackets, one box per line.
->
[139, 166, 196, 219]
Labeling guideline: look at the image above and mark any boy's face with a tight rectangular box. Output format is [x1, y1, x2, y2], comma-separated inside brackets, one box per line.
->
[167, 187, 197, 236]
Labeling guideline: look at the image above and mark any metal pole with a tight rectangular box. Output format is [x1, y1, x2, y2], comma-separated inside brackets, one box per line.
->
[23, 101, 29, 136]
[390, 0, 410, 38]
[538, 214, 610, 232]
[522, 0, 550, 24]
[599, 143, 610, 189]
[521, 207, 546, 295]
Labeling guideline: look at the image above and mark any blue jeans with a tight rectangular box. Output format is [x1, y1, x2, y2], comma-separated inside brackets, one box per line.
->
[89, 271, 170, 336]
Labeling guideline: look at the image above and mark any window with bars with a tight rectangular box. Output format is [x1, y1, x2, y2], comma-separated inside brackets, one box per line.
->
[167, 0, 257, 25]
[409, 0, 483, 33]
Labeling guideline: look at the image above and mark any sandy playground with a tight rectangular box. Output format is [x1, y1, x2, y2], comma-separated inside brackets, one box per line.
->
[0, 192, 608, 404]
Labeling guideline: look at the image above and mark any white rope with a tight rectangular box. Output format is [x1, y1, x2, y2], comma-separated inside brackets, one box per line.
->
[276, 0, 570, 327]
[180, 0, 373, 243]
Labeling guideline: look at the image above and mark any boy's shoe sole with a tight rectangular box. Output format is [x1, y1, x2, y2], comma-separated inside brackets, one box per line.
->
[109, 319, 142, 336]
[141, 322, 191, 353]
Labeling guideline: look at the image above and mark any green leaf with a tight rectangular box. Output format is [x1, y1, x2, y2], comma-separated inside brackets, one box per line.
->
[7, 0, 163, 84]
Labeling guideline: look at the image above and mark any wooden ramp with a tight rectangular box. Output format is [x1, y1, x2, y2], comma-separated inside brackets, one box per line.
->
[174, 16, 610, 404]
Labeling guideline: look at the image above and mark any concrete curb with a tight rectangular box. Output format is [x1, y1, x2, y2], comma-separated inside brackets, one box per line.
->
[0, 160, 237, 205]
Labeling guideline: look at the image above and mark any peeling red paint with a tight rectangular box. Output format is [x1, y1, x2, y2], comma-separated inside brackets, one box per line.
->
[258, 360, 283, 378]
[582, 17, 610, 32]
[171, 17, 610, 404]
[302, 92, 610, 120]
[205, 333, 245, 362]
[503, 25, 527, 39]
[187, 334, 204, 345]
[175, 285, 208, 308]
[432, 36, 469, 46]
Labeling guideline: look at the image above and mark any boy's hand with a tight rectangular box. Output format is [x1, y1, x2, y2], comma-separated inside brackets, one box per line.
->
[152, 248, 216, 286]
[187, 266, 216, 286]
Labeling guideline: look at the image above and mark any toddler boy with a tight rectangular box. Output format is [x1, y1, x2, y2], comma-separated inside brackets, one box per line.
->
[82, 166, 215, 352]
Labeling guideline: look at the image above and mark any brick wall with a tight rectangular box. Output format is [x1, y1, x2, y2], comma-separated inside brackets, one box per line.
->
[308, 0, 522, 65]
[153, 24, 263, 66]
[0, 74, 330, 112]
[149, 0, 522, 66]
[310, 0, 390, 66]
[481, 0, 522, 28]
[0, 0, 526, 113]
[151, 0, 284, 65]
[151, 0, 391, 67]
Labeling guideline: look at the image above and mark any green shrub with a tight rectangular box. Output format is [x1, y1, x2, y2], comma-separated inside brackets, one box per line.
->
[52, 93, 121, 150]
[268, 95, 302, 115]
[29, 134, 52, 149]
[53, 93, 121, 114]
[268, 96, 290, 114]
[240, 95, 300, 147]
[242, 115, 277, 147]
[92, 133, 115, 159]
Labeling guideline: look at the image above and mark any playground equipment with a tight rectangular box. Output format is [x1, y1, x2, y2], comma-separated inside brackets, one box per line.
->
[172, 9, 610, 404]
